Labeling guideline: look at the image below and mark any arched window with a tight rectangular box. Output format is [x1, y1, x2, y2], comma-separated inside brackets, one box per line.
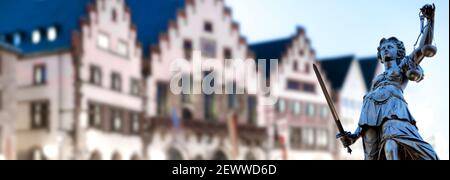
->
[194, 155, 204, 160]
[245, 152, 257, 160]
[167, 147, 183, 160]
[30, 147, 46, 160]
[112, 152, 122, 160]
[90, 150, 102, 160]
[212, 150, 228, 160]
[131, 153, 141, 160]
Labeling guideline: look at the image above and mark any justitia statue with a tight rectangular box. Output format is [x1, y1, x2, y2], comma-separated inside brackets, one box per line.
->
[337, 4, 439, 160]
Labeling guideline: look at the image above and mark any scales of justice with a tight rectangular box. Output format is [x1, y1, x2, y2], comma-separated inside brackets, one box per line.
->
[313, 4, 439, 160]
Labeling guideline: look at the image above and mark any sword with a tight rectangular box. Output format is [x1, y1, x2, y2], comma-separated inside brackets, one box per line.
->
[313, 64, 352, 154]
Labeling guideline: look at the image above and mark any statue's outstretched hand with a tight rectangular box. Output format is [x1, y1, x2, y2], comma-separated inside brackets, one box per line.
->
[421, 3, 435, 19]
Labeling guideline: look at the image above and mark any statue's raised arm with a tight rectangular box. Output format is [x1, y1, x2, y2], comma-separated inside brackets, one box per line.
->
[410, 4, 436, 65]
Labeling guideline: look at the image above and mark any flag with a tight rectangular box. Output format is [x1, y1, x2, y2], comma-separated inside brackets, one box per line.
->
[171, 107, 181, 130]
[279, 135, 288, 160]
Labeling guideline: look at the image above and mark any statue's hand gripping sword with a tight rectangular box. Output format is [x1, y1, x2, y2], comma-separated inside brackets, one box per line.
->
[313, 64, 352, 154]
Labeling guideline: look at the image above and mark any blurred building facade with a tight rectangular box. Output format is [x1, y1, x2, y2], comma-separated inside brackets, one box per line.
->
[321, 56, 381, 160]
[0, 43, 18, 160]
[141, 0, 266, 160]
[250, 29, 337, 160]
[0, 0, 380, 160]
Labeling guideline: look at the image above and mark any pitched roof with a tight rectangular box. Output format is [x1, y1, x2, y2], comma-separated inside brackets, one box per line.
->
[0, 41, 21, 54]
[319, 55, 354, 90]
[0, 0, 91, 54]
[0, 0, 185, 57]
[358, 57, 379, 90]
[249, 38, 292, 77]
[250, 38, 291, 61]
[126, 0, 185, 57]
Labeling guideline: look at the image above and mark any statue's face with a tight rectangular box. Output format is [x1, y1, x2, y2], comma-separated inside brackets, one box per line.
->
[379, 42, 398, 62]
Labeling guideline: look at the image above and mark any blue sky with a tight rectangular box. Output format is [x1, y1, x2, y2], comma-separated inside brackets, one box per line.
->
[226, 0, 449, 159]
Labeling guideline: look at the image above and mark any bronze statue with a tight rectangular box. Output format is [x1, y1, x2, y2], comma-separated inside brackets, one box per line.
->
[337, 4, 439, 160]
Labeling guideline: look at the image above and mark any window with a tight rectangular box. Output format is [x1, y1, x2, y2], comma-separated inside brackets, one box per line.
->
[204, 21, 213, 33]
[97, 33, 109, 50]
[89, 65, 102, 86]
[112, 9, 117, 22]
[227, 82, 237, 109]
[299, 49, 304, 56]
[203, 72, 216, 121]
[227, 94, 236, 110]
[304, 63, 311, 73]
[130, 79, 140, 96]
[306, 103, 315, 117]
[88, 103, 101, 128]
[180, 74, 192, 104]
[316, 129, 329, 149]
[157, 82, 168, 115]
[111, 109, 122, 132]
[303, 83, 315, 93]
[13, 33, 21, 46]
[117, 40, 128, 57]
[287, 80, 301, 91]
[247, 96, 257, 125]
[183, 39, 193, 60]
[292, 101, 301, 116]
[293, 61, 298, 72]
[32, 30, 41, 44]
[204, 91, 216, 121]
[4, 34, 11, 44]
[289, 127, 302, 149]
[320, 106, 329, 118]
[224, 48, 232, 60]
[130, 113, 140, 134]
[111, 72, 122, 92]
[47, 26, 57, 42]
[31, 101, 49, 129]
[276, 99, 285, 113]
[33, 64, 47, 85]
[168, 147, 184, 160]
[301, 128, 314, 147]
[200, 38, 216, 58]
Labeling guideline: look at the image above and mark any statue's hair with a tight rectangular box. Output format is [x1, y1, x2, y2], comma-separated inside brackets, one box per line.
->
[377, 37, 406, 64]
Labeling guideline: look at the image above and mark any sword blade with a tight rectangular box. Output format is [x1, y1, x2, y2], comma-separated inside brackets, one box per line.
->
[313, 64, 352, 154]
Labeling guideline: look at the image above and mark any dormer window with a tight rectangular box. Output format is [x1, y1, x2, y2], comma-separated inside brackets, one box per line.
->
[32, 30, 41, 44]
[13, 33, 21, 46]
[47, 26, 57, 42]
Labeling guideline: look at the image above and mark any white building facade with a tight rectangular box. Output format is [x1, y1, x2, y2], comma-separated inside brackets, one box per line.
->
[251, 28, 337, 160]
